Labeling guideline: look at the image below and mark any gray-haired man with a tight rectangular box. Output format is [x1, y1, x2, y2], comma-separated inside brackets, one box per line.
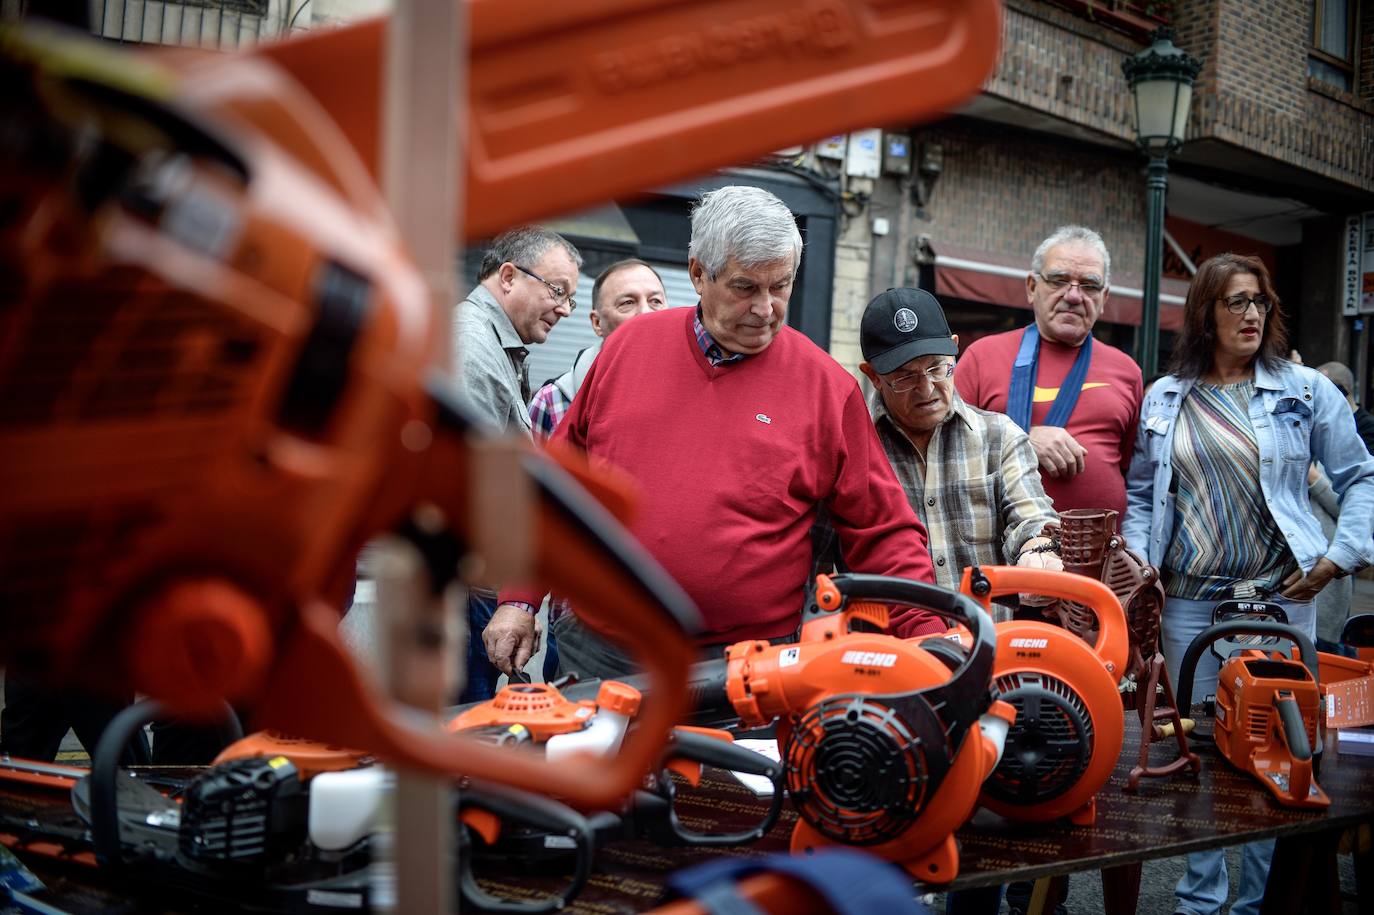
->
[487, 185, 940, 680]
[955, 225, 1142, 521]
[452, 225, 580, 701]
[454, 225, 583, 435]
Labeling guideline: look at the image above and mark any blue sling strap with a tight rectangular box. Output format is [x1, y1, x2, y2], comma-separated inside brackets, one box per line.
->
[666, 848, 929, 915]
[1007, 324, 1093, 432]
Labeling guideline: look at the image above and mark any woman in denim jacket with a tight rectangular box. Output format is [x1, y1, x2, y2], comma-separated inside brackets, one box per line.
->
[1122, 253, 1374, 915]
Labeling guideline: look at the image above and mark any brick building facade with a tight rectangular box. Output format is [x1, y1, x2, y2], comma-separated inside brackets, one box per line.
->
[829, 0, 1374, 391]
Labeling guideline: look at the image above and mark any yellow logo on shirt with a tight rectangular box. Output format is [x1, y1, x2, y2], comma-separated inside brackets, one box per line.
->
[1033, 382, 1108, 402]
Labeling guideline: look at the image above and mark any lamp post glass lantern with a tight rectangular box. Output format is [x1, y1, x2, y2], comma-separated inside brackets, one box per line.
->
[1122, 27, 1201, 380]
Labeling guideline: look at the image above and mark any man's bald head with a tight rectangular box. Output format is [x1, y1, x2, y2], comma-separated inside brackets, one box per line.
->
[1318, 361, 1356, 406]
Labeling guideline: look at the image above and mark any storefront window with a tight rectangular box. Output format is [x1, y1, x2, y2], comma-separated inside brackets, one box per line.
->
[1309, 0, 1354, 92]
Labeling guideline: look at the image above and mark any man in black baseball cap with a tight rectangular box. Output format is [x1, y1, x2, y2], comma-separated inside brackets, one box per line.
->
[859, 288, 961, 452]
[857, 288, 1061, 595]
[860, 287, 959, 374]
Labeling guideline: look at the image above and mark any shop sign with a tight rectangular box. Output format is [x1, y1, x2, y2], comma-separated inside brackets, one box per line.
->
[1345, 214, 1362, 315]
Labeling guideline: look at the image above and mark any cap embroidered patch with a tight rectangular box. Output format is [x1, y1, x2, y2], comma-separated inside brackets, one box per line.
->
[894, 308, 918, 333]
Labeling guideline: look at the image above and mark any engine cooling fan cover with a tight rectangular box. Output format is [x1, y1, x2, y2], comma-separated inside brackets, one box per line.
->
[783, 695, 929, 846]
[984, 671, 1093, 806]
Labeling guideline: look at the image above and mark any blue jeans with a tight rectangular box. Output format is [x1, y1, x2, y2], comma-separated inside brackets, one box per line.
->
[459, 591, 560, 703]
[460, 590, 502, 703]
[1174, 838, 1275, 915]
[1162, 594, 1316, 721]
[1162, 594, 1314, 915]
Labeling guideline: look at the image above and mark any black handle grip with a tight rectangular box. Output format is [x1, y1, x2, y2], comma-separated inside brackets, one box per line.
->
[457, 781, 594, 913]
[553, 659, 735, 729]
[1272, 693, 1312, 763]
[1176, 619, 1320, 715]
[644, 729, 784, 847]
[825, 573, 984, 632]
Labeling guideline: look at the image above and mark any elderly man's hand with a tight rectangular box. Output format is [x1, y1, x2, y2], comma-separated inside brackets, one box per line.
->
[1028, 426, 1087, 479]
[1016, 538, 1064, 606]
[1278, 558, 1341, 603]
[482, 603, 539, 676]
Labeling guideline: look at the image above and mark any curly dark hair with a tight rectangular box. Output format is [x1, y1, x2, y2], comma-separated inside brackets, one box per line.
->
[1167, 253, 1287, 380]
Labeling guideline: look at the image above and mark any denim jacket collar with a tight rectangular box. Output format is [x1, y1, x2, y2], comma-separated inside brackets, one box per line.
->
[1153, 359, 1285, 402]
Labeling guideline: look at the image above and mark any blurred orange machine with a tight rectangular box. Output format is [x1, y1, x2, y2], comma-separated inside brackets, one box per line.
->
[0, 0, 1001, 807]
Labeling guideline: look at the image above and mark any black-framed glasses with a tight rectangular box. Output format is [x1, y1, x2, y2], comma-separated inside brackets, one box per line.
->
[883, 361, 955, 393]
[515, 264, 577, 313]
[1036, 272, 1105, 297]
[1220, 293, 1272, 315]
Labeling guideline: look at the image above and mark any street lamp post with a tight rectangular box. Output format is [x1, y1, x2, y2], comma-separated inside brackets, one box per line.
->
[1121, 27, 1201, 381]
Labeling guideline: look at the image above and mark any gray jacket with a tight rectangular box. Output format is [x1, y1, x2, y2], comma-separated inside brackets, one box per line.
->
[452, 284, 532, 435]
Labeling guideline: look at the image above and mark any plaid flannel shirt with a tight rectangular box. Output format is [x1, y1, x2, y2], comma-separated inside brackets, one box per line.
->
[528, 381, 572, 445]
[869, 388, 1057, 608]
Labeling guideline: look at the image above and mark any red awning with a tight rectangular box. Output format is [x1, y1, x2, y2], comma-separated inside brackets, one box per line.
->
[932, 241, 1188, 331]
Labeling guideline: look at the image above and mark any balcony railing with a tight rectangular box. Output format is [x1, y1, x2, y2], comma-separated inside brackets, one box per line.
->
[1044, 0, 1173, 39]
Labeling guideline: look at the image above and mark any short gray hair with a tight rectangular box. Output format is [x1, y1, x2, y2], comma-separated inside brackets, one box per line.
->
[477, 226, 582, 281]
[1031, 225, 1111, 287]
[688, 186, 803, 279]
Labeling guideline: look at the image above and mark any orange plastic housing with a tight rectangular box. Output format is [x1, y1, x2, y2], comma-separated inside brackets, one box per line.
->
[955, 566, 1127, 825]
[0, 30, 694, 810]
[1, 0, 1005, 811]
[723, 592, 1012, 884]
[1213, 651, 1329, 809]
[212, 731, 371, 782]
[246, 0, 1005, 239]
[447, 681, 642, 741]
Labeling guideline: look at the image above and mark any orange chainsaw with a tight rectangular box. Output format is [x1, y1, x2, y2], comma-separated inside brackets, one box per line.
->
[947, 566, 1127, 826]
[1176, 619, 1328, 809]
[0, 22, 704, 812]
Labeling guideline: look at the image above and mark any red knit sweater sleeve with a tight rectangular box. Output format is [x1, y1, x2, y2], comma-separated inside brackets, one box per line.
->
[826, 386, 943, 637]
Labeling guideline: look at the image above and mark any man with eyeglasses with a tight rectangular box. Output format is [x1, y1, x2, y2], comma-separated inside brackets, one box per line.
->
[527, 259, 669, 444]
[451, 225, 581, 701]
[856, 288, 1061, 601]
[484, 185, 940, 682]
[955, 225, 1143, 522]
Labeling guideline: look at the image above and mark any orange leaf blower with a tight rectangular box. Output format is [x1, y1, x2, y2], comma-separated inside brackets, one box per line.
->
[723, 573, 1013, 885]
[950, 566, 1127, 826]
[1176, 620, 1328, 809]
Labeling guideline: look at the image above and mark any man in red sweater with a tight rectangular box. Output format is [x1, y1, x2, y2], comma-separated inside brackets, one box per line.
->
[484, 186, 939, 680]
[955, 225, 1142, 520]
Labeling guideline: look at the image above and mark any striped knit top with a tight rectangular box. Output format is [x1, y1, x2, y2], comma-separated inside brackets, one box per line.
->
[1162, 379, 1298, 600]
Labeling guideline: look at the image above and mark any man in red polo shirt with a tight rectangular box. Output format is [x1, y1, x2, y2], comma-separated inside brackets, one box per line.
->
[955, 225, 1142, 520]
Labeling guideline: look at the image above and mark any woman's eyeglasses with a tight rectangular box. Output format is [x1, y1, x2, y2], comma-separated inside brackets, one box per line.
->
[1220, 293, 1272, 315]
